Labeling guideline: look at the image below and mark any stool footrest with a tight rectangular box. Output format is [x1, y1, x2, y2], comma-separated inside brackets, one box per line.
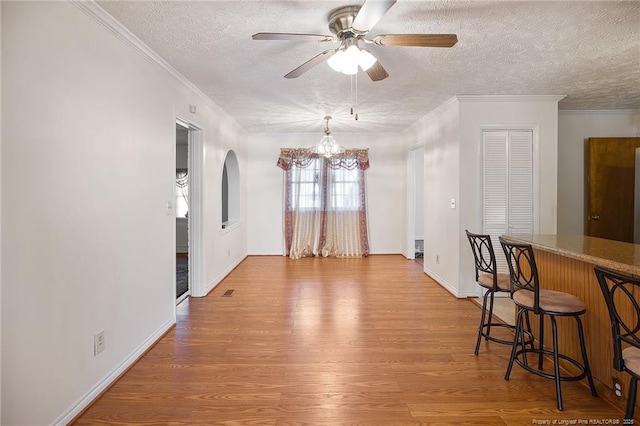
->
[480, 323, 534, 347]
[513, 347, 589, 382]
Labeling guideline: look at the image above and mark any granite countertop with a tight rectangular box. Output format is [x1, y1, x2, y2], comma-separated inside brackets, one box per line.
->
[500, 234, 640, 276]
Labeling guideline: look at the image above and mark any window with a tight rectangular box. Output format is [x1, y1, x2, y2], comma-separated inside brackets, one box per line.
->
[278, 148, 370, 259]
[328, 167, 360, 211]
[289, 158, 322, 211]
[288, 158, 363, 212]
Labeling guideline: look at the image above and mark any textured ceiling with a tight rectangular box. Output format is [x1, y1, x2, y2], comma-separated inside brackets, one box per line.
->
[98, 0, 640, 133]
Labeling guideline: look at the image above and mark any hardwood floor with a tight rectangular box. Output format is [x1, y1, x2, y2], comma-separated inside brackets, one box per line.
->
[74, 255, 626, 425]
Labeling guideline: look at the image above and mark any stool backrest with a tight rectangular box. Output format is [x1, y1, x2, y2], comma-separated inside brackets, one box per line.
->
[465, 230, 498, 290]
[594, 267, 640, 372]
[499, 237, 541, 313]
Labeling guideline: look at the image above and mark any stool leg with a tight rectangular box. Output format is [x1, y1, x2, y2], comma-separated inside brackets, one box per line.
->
[625, 376, 637, 421]
[524, 311, 534, 350]
[474, 290, 490, 355]
[551, 315, 563, 411]
[539, 313, 545, 370]
[505, 308, 525, 380]
[486, 291, 496, 339]
[575, 316, 597, 397]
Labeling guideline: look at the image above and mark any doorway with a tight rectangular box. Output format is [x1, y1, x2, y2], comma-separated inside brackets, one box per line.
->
[174, 118, 204, 303]
[176, 123, 189, 302]
[586, 137, 640, 243]
[406, 146, 425, 264]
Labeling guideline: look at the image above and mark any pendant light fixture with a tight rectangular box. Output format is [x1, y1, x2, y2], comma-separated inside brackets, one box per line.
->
[311, 116, 345, 158]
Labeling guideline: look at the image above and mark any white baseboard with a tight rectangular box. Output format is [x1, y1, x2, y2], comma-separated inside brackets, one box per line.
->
[424, 267, 459, 297]
[53, 317, 175, 426]
[201, 254, 248, 296]
[423, 267, 475, 298]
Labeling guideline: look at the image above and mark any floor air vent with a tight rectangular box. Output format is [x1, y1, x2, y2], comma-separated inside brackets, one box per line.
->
[222, 289, 235, 297]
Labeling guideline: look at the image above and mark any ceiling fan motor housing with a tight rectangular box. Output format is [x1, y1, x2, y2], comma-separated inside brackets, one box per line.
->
[328, 6, 364, 39]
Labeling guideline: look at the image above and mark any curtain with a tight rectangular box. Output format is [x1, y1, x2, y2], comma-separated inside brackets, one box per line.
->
[277, 148, 370, 259]
[286, 157, 322, 259]
[176, 169, 189, 217]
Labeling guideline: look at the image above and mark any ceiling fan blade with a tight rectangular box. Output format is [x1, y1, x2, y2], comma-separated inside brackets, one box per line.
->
[365, 61, 389, 82]
[373, 34, 458, 47]
[284, 49, 336, 79]
[352, 0, 397, 32]
[252, 32, 334, 42]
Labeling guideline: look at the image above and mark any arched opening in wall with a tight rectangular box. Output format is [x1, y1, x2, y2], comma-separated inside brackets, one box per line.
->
[222, 150, 240, 229]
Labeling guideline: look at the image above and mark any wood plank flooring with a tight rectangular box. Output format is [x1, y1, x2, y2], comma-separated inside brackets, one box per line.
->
[73, 255, 627, 425]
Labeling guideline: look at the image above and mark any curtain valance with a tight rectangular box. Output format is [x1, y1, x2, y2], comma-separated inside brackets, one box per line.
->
[176, 169, 189, 189]
[277, 148, 369, 171]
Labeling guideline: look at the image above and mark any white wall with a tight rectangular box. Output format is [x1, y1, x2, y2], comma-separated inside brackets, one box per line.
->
[247, 132, 404, 255]
[402, 96, 562, 297]
[557, 110, 640, 235]
[403, 99, 461, 295]
[457, 96, 562, 297]
[1, 2, 247, 424]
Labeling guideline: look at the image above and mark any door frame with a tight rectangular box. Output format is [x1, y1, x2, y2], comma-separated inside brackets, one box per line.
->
[175, 117, 204, 300]
[406, 145, 425, 260]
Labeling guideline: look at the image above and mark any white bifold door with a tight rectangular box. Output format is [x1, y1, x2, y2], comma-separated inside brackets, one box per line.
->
[482, 130, 534, 273]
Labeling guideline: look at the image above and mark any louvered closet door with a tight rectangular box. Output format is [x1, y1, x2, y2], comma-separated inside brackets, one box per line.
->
[482, 130, 533, 273]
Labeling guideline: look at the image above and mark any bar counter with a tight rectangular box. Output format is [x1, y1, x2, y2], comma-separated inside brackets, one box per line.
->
[500, 234, 639, 414]
[501, 233, 640, 275]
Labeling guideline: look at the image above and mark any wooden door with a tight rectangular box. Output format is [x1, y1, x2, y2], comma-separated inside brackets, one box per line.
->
[586, 137, 640, 242]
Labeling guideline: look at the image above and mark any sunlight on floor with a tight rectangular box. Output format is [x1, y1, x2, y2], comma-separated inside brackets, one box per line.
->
[471, 295, 516, 326]
[491, 297, 516, 326]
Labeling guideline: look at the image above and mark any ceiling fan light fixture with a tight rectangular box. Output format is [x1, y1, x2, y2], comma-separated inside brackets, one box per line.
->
[327, 39, 377, 75]
[358, 49, 377, 71]
[254, 0, 458, 81]
[327, 49, 346, 72]
[344, 44, 361, 63]
[341, 61, 359, 75]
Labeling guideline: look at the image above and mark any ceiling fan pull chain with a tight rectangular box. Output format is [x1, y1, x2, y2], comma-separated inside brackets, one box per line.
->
[350, 74, 354, 116]
[354, 72, 359, 120]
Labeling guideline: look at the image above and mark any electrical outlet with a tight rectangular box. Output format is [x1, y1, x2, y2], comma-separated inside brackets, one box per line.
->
[436, 254, 440, 264]
[613, 377, 623, 397]
[227, 249, 231, 257]
[94, 330, 105, 356]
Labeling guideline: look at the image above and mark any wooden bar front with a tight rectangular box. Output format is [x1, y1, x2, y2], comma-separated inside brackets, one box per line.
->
[501, 234, 640, 416]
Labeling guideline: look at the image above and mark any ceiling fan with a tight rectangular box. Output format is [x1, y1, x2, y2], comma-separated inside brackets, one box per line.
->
[252, 0, 458, 82]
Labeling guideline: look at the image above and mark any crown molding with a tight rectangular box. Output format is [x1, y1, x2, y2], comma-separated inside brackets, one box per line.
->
[559, 109, 640, 115]
[414, 96, 460, 124]
[70, 0, 215, 108]
[456, 95, 567, 103]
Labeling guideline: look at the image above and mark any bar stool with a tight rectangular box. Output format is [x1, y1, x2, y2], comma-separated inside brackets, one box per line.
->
[594, 267, 640, 422]
[466, 230, 529, 355]
[499, 237, 597, 411]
